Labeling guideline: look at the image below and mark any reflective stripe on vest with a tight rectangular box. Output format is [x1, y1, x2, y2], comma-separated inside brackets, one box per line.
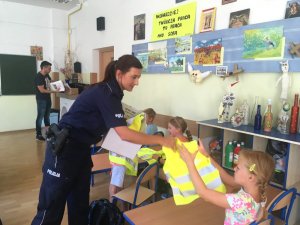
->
[109, 113, 145, 176]
[163, 139, 226, 205]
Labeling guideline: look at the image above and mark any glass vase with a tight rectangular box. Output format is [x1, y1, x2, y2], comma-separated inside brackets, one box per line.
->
[224, 105, 231, 122]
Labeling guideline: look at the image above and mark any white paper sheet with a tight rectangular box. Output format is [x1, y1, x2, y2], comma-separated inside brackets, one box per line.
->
[101, 128, 141, 160]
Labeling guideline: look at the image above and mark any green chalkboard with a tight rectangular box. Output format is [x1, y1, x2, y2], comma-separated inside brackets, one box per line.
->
[0, 54, 37, 95]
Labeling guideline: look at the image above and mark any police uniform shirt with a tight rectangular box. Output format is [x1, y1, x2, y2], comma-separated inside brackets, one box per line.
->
[35, 72, 51, 100]
[59, 78, 127, 144]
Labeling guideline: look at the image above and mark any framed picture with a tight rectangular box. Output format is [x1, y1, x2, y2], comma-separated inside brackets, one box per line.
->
[134, 14, 145, 40]
[199, 8, 216, 33]
[222, 0, 237, 5]
[216, 66, 228, 77]
[285, 0, 300, 18]
[229, 8, 250, 28]
[30, 46, 43, 61]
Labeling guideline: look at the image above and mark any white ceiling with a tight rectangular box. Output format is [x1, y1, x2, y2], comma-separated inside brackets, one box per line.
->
[2, 0, 81, 10]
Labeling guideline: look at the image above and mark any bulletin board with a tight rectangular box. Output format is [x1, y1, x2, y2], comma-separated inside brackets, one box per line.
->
[132, 17, 300, 74]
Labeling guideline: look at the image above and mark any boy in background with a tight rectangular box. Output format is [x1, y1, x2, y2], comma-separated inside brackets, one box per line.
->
[144, 108, 158, 135]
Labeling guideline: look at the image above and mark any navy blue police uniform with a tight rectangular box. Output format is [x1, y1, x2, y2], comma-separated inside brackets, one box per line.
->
[32, 77, 127, 225]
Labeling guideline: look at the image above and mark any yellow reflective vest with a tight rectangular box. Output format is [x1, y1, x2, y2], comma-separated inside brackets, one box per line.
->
[109, 113, 145, 176]
[137, 147, 164, 165]
[163, 139, 226, 205]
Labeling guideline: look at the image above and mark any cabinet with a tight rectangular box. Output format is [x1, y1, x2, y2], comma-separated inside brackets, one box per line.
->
[197, 119, 300, 224]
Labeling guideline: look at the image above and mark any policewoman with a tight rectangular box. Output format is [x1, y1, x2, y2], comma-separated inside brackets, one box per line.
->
[31, 54, 175, 225]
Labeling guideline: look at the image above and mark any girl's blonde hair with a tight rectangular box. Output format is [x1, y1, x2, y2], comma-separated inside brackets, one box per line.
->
[239, 150, 275, 202]
[169, 116, 193, 141]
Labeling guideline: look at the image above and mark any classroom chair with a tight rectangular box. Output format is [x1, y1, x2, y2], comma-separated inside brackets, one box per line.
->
[90, 145, 110, 186]
[266, 187, 297, 225]
[112, 162, 159, 209]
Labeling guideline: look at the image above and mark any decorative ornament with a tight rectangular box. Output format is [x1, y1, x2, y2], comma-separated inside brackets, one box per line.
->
[187, 62, 212, 83]
[231, 109, 244, 127]
[275, 60, 291, 101]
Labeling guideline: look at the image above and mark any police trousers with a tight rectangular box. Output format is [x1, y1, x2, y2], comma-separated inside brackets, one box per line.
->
[31, 139, 92, 225]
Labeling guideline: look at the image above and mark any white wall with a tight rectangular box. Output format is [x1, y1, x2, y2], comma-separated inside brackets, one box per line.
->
[0, 1, 67, 132]
[1, 0, 299, 132]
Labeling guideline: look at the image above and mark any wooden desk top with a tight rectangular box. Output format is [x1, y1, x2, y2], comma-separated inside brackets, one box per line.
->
[123, 185, 281, 225]
[91, 153, 111, 173]
[123, 198, 225, 225]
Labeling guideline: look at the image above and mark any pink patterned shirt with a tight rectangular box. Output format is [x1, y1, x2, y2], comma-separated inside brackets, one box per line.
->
[224, 189, 261, 225]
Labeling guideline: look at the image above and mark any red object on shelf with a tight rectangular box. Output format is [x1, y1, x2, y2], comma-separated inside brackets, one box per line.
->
[233, 144, 241, 167]
[290, 94, 299, 134]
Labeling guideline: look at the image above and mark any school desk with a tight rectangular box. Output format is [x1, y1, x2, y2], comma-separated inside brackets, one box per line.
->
[123, 185, 281, 225]
[123, 197, 225, 225]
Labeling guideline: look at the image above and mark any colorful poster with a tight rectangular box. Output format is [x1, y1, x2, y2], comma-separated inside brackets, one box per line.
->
[194, 38, 222, 65]
[175, 36, 192, 54]
[243, 26, 284, 59]
[136, 53, 149, 72]
[151, 2, 196, 41]
[168, 56, 185, 73]
[148, 41, 167, 65]
[30, 46, 43, 61]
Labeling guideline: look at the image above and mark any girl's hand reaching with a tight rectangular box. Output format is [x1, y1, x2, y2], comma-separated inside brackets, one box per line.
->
[197, 138, 210, 157]
[179, 144, 197, 164]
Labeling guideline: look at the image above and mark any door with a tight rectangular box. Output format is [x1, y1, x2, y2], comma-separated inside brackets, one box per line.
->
[99, 47, 114, 82]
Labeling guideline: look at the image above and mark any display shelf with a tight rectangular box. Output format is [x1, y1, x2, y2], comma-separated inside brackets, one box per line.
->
[197, 119, 300, 145]
[197, 119, 300, 190]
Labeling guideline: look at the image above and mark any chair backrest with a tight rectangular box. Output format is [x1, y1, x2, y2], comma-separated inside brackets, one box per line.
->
[133, 162, 159, 206]
[266, 187, 297, 225]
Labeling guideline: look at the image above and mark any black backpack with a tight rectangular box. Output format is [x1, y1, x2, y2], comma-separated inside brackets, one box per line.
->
[88, 199, 124, 225]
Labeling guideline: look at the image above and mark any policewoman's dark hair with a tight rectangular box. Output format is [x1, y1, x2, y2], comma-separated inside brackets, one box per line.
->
[102, 54, 143, 83]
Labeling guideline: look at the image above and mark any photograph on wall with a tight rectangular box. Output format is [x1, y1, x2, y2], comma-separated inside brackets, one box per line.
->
[229, 8, 250, 28]
[243, 26, 284, 59]
[199, 8, 216, 33]
[30, 46, 43, 61]
[285, 0, 300, 18]
[194, 38, 222, 65]
[134, 14, 145, 40]
[148, 41, 167, 65]
[175, 36, 192, 54]
[222, 0, 237, 5]
[216, 66, 228, 77]
[136, 53, 149, 72]
[168, 56, 185, 73]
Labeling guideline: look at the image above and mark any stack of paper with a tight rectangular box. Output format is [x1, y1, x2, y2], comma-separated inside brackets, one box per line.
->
[101, 128, 141, 160]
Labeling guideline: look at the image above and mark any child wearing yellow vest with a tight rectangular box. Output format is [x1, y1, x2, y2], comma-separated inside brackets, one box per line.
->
[180, 139, 275, 225]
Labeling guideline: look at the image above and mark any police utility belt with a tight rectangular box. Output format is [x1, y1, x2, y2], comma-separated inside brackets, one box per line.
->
[46, 123, 70, 155]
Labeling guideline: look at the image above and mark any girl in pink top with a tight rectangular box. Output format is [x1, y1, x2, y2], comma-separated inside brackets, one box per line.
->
[180, 140, 275, 225]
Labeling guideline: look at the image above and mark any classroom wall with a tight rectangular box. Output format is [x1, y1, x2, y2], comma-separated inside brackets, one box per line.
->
[71, 0, 300, 123]
[1, 0, 299, 132]
[0, 2, 67, 132]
